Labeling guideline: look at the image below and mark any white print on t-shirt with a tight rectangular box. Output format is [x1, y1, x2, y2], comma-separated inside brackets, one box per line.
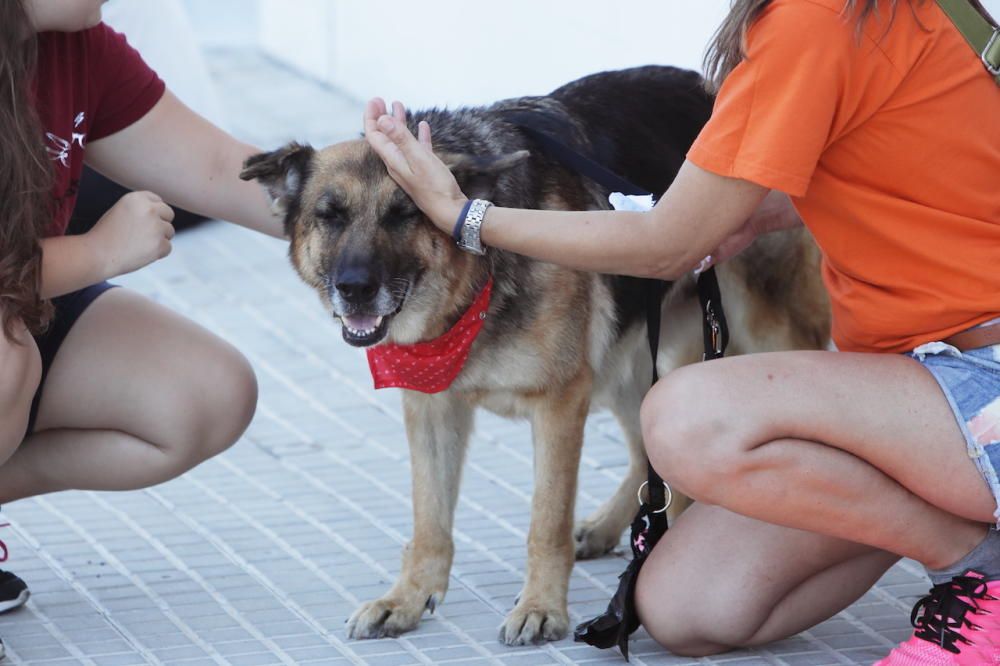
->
[46, 111, 87, 167]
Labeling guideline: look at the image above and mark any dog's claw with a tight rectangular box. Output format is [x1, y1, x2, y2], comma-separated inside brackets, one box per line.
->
[499, 602, 569, 645]
[347, 599, 415, 639]
[348, 589, 446, 639]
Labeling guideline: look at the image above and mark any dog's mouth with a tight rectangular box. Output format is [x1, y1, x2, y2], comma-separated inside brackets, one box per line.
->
[335, 280, 411, 348]
[341, 314, 391, 347]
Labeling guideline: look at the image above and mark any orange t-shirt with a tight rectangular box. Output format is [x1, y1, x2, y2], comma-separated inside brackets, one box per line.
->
[688, 0, 1000, 354]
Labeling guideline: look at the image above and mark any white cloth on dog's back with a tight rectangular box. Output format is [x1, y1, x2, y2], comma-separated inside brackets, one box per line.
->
[608, 192, 712, 275]
[608, 192, 654, 212]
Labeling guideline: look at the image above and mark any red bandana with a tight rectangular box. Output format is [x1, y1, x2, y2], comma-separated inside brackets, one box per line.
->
[366, 278, 493, 393]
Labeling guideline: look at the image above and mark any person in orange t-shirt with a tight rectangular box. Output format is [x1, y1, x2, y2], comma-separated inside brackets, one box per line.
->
[363, 0, 999, 660]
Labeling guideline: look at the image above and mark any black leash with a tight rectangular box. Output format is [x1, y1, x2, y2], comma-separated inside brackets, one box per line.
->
[505, 111, 730, 660]
[501, 111, 650, 197]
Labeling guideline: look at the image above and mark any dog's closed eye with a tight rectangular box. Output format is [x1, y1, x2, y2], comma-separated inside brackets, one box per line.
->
[315, 205, 346, 222]
[382, 204, 422, 229]
[314, 195, 349, 227]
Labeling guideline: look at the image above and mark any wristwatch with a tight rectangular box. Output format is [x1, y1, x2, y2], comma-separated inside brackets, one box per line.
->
[456, 199, 493, 256]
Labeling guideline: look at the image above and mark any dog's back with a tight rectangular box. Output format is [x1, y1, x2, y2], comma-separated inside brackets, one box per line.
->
[549, 65, 713, 195]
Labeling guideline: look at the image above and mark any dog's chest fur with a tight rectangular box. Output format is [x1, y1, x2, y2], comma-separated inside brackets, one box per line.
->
[447, 270, 621, 419]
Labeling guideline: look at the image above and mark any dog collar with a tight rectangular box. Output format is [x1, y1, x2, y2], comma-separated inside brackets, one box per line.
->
[366, 277, 493, 393]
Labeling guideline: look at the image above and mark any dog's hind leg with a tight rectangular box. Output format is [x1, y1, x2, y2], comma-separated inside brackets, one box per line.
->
[575, 302, 706, 559]
[500, 369, 591, 645]
[573, 380, 648, 559]
[346, 392, 473, 639]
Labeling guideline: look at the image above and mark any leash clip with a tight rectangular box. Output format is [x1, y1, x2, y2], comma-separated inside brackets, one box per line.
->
[637, 480, 673, 514]
[704, 299, 723, 360]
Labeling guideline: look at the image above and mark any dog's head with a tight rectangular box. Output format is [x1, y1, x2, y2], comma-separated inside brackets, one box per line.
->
[241, 130, 530, 348]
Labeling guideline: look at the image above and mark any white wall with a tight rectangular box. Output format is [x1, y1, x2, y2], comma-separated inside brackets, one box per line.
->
[184, 0, 1000, 111]
[316, 1, 731, 108]
[250, 1, 731, 108]
[184, 0, 260, 48]
[258, 0, 338, 82]
[106, 0, 228, 129]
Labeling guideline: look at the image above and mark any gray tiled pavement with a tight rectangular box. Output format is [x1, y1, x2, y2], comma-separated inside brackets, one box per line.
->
[0, 50, 929, 665]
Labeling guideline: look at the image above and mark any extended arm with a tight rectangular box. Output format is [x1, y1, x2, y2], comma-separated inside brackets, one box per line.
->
[363, 100, 796, 280]
[85, 90, 282, 239]
[39, 90, 279, 298]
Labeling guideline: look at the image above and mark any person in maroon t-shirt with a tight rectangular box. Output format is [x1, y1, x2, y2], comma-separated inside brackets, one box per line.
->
[0, 1, 285, 649]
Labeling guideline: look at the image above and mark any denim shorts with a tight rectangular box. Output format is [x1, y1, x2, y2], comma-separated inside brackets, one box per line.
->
[910, 327, 1000, 523]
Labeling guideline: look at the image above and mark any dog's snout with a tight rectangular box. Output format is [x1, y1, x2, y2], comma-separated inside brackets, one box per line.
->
[337, 279, 379, 302]
[333, 267, 379, 303]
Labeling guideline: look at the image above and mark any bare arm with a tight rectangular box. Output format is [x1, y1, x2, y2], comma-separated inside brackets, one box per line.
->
[39, 191, 175, 299]
[364, 100, 790, 281]
[750, 190, 803, 234]
[85, 90, 283, 239]
[478, 162, 769, 279]
[40, 235, 109, 299]
[709, 190, 803, 266]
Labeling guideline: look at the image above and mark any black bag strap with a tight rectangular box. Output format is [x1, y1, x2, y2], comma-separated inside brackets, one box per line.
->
[503, 110, 730, 659]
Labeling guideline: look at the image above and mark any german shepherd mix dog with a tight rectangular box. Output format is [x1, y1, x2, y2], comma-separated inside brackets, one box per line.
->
[241, 66, 830, 645]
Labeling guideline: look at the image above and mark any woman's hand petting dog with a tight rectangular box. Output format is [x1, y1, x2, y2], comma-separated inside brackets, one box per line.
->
[364, 98, 468, 232]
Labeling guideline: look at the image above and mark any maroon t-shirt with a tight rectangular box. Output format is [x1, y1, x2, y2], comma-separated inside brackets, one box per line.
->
[34, 23, 165, 237]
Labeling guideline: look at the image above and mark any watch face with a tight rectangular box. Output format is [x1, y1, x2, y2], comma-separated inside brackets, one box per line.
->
[456, 200, 489, 255]
[458, 228, 484, 255]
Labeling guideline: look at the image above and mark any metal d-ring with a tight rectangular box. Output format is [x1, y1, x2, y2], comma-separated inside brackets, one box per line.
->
[637, 480, 673, 514]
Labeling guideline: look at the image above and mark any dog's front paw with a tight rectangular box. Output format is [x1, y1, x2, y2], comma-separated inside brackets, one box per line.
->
[573, 517, 622, 560]
[498, 600, 569, 645]
[346, 591, 442, 639]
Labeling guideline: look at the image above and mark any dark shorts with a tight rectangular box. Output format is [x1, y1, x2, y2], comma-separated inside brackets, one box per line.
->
[27, 282, 116, 435]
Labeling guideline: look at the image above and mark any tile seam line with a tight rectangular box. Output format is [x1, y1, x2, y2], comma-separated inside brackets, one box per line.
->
[86, 491, 304, 666]
[164, 472, 444, 666]
[34, 495, 234, 665]
[140, 484, 376, 666]
[6, 513, 162, 664]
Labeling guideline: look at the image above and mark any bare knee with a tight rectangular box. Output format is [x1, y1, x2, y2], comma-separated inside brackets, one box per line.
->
[218, 345, 257, 437]
[643, 625, 755, 658]
[165, 343, 257, 472]
[198, 344, 257, 458]
[0, 322, 41, 464]
[635, 561, 759, 656]
[639, 365, 749, 504]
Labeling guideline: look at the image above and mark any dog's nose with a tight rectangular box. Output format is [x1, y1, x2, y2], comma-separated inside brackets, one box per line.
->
[335, 276, 379, 302]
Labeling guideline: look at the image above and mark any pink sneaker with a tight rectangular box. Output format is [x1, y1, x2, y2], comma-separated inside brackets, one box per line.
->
[874, 571, 1000, 665]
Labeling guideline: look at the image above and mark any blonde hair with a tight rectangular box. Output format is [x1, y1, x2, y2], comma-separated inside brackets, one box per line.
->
[702, 0, 907, 93]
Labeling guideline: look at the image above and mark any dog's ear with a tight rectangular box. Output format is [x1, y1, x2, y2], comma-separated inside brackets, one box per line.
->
[240, 142, 315, 216]
[439, 150, 530, 200]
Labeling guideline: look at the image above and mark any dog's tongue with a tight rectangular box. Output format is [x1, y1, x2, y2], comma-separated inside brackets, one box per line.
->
[344, 315, 382, 331]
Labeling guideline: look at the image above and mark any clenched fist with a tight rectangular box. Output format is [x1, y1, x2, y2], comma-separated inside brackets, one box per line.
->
[88, 191, 176, 278]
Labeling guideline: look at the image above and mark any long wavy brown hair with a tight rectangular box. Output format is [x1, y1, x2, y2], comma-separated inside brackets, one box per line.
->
[704, 0, 911, 92]
[0, 0, 53, 341]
